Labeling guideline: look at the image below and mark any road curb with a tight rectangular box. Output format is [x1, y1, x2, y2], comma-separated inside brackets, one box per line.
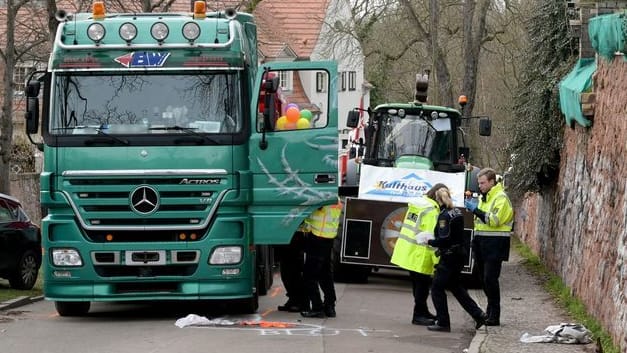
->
[467, 331, 487, 353]
[0, 295, 44, 311]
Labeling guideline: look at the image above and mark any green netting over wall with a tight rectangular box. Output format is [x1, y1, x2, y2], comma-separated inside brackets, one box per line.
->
[559, 58, 596, 127]
[589, 12, 626, 61]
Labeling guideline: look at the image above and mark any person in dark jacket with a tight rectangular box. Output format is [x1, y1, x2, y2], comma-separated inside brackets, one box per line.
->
[276, 231, 309, 312]
[425, 187, 487, 332]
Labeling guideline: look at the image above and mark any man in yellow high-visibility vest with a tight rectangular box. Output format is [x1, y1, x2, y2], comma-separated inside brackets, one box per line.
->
[465, 168, 514, 326]
[300, 202, 342, 318]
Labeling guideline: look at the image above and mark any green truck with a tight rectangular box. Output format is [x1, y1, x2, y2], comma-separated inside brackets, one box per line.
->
[24, 2, 338, 316]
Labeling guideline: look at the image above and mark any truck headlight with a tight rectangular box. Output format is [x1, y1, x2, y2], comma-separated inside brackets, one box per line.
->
[182, 22, 201, 41]
[87, 23, 106, 42]
[150, 22, 169, 41]
[52, 248, 83, 266]
[209, 246, 241, 264]
[119, 22, 137, 41]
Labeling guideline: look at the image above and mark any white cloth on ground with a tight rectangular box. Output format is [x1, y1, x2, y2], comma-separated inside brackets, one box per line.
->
[520, 323, 592, 344]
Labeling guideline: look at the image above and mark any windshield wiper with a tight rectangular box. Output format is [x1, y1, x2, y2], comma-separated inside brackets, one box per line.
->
[148, 125, 219, 145]
[84, 128, 129, 146]
[417, 111, 436, 132]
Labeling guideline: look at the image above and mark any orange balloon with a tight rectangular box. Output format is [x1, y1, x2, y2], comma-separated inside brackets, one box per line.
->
[286, 107, 300, 122]
[284, 121, 297, 130]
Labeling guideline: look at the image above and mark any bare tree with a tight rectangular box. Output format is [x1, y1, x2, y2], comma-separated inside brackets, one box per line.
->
[0, 0, 50, 193]
[322, 0, 526, 169]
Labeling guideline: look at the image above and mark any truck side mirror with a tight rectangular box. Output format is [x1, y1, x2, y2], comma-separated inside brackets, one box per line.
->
[263, 90, 276, 132]
[479, 118, 492, 136]
[346, 110, 360, 128]
[26, 80, 40, 97]
[25, 81, 41, 134]
[263, 76, 280, 94]
[25, 97, 40, 134]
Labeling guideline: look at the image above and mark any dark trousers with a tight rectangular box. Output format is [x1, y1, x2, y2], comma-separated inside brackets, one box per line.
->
[303, 235, 336, 310]
[276, 231, 307, 306]
[409, 271, 433, 319]
[475, 259, 502, 321]
[431, 258, 484, 326]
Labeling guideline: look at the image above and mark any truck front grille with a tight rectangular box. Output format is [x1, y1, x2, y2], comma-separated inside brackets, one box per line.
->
[60, 172, 230, 232]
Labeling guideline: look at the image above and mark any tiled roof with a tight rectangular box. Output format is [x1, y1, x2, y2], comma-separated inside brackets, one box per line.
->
[253, 0, 330, 59]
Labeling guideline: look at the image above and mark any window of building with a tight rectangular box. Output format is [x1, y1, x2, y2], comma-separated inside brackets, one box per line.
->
[316, 72, 327, 93]
[279, 70, 293, 91]
[340, 71, 346, 91]
[348, 71, 356, 91]
[13, 63, 39, 96]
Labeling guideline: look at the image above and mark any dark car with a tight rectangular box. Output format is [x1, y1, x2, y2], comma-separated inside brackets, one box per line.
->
[0, 193, 41, 289]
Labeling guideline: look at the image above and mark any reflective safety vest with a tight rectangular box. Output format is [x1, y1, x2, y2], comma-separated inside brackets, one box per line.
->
[306, 203, 342, 239]
[474, 182, 514, 237]
[390, 196, 440, 275]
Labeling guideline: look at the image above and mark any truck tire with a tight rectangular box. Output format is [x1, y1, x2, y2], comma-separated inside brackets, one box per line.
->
[233, 292, 259, 314]
[55, 301, 91, 317]
[256, 245, 274, 296]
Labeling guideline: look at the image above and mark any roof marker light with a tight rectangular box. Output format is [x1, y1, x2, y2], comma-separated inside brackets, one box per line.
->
[150, 22, 169, 42]
[92, 1, 105, 20]
[193, 1, 206, 19]
[182, 22, 201, 41]
[87, 23, 106, 43]
[119, 22, 137, 42]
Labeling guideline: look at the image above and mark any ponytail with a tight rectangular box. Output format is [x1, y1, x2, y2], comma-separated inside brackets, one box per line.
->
[435, 188, 454, 209]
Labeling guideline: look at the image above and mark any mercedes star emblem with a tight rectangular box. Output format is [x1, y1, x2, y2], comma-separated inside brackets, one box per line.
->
[130, 186, 160, 215]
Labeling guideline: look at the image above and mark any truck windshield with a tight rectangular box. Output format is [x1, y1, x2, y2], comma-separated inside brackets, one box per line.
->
[376, 113, 453, 162]
[50, 72, 242, 135]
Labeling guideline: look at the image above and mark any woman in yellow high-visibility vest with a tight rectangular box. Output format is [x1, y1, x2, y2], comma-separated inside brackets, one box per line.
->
[391, 183, 448, 326]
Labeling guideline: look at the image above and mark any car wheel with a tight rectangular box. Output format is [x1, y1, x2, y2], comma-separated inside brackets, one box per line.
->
[9, 249, 41, 290]
[55, 301, 91, 317]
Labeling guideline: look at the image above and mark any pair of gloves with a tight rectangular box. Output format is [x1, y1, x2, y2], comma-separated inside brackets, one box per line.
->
[464, 198, 479, 212]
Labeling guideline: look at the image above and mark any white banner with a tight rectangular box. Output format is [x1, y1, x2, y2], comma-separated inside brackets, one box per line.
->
[358, 164, 467, 206]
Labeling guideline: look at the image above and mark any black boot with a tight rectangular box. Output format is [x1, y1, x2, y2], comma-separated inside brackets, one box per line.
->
[475, 313, 488, 329]
[277, 300, 303, 312]
[323, 305, 336, 318]
[427, 321, 451, 332]
[485, 317, 500, 326]
[301, 308, 325, 318]
[411, 316, 435, 326]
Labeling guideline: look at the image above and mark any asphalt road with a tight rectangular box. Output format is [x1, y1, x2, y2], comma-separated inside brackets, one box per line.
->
[0, 270, 477, 353]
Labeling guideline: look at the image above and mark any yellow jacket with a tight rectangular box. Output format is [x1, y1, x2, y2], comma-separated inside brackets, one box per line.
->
[390, 196, 439, 275]
[474, 183, 513, 236]
[305, 203, 342, 239]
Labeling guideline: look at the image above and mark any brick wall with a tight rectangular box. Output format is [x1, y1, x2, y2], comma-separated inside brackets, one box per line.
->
[515, 56, 627, 352]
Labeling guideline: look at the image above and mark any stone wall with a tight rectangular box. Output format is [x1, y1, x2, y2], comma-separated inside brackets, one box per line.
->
[515, 56, 627, 351]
